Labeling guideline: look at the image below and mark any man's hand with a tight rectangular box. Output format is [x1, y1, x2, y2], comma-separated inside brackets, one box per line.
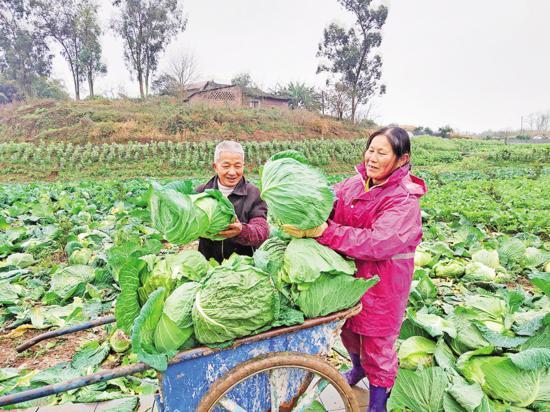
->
[218, 218, 243, 239]
[281, 222, 328, 238]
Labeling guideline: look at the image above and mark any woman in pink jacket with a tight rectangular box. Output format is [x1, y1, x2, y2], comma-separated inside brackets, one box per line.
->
[288, 127, 426, 411]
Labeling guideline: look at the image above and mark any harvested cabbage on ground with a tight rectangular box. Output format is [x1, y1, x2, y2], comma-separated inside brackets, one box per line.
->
[149, 181, 235, 244]
[260, 151, 335, 230]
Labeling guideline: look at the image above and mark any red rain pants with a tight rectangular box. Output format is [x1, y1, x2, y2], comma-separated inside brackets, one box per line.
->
[340, 327, 399, 388]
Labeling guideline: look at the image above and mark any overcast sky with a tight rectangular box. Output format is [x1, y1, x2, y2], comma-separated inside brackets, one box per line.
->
[51, 0, 550, 133]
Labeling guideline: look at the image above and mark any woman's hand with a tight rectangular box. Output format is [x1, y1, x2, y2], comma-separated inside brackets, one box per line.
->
[281, 222, 328, 238]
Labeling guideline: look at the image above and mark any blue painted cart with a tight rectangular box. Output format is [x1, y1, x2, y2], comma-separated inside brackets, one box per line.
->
[0, 304, 361, 412]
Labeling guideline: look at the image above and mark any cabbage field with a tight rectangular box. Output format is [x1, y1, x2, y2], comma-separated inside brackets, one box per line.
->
[0, 137, 549, 411]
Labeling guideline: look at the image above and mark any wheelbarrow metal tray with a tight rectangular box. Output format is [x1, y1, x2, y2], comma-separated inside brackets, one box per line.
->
[158, 304, 360, 412]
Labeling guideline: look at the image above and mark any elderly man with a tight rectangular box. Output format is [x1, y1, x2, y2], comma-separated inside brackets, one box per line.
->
[195, 140, 269, 263]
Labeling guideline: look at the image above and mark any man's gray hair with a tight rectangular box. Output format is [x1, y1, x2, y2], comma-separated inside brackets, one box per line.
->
[214, 140, 245, 162]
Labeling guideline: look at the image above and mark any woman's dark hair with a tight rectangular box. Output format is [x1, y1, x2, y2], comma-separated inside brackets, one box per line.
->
[366, 127, 411, 159]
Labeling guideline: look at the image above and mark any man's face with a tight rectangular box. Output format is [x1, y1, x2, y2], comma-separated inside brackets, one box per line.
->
[213, 151, 244, 187]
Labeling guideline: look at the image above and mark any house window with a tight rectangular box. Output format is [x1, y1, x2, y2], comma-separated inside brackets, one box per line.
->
[249, 99, 260, 108]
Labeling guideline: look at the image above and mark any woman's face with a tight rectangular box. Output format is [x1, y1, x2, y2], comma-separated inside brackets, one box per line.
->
[364, 135, 407, 184]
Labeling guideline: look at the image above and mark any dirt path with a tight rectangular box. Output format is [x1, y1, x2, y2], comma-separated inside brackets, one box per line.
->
[0, 326, 107, 370]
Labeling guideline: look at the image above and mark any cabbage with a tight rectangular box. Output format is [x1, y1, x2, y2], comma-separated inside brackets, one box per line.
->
[387, 367, 448, 411]
[154, 282, 198, 353]
[68, 248, 93, 265]
[192, 263, 277, 344]
[49, 265, 96, 301]
[109, 329, 131, 353]
[410, 310, 457, 338]
[281, 238, 356, 284]
[149, 181, 235, 245]
[522, 247, 548, 269]
[414, 250, 433, 267]
[458, 351, 550, 407]
[1, 253, 35, 268]
[190, 192, 235, 240]
[131, 288, 173, 371]
[499, 238, 526, 265]
[433, 260, 465, 278]
[471, 249, 500, 269]
[398, 336, 436, 369]
[291, 273, 378, 318]
[259, 151, 334, 230]
[253, 236, 288, 276]
[464, 261, 497, 281]
[152, 250, 208, 282]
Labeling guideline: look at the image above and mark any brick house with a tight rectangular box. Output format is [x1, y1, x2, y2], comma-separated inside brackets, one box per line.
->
[184, 81, 290, 109]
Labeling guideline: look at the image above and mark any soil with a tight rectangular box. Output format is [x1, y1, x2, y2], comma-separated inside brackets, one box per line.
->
[0, 326, 107, 370]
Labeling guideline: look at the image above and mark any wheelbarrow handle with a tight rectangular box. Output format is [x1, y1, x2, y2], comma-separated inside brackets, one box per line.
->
[0, 361, 151, 407]
[16, 315, 116, 353]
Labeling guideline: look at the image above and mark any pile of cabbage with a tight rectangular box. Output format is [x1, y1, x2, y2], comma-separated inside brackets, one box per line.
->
[149, 181, 236, 244]
[112, 238, 377, 371]
[386, 227, 550, 411]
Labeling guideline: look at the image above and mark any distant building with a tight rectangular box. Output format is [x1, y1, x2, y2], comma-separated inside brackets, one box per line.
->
[184, 81, 290, 109]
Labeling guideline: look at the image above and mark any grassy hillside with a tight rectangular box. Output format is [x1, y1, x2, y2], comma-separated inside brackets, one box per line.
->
[0, 97, 369, 143]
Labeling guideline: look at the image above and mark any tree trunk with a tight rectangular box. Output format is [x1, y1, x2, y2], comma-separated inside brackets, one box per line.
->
[72, 70, 80, 100]
[351, 95, 357, 124]
[138, 71, 145, 99]
[88, 72, 94, 98]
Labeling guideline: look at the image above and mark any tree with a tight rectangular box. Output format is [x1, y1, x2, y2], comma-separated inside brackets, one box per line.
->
[36, 0, 94, 100]
[231, 72, 255, 88]
[152, 52, 197, 97]
[112, 0, 187, 99]
[317, 0, 387, 123]
[167, 52, 197, 95]
[272, 82, 320, 111]
[0, 0, 53, 97]
[151, 73, 179, 96]
[438, 125, 453, 138]
[78, 0, 106, 98]
[323, 83, 350, 120]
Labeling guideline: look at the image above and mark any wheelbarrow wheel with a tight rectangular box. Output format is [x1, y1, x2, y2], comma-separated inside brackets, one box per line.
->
[197, 351, 359, 412]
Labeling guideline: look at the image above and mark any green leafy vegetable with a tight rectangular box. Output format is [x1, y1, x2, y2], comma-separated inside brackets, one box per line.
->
[387, 367, 448, 411]
[292, 273, 378, 318]
[192, 263, 277, 344]
[260, 151, 334, 230]
[398, 336, 437, 370]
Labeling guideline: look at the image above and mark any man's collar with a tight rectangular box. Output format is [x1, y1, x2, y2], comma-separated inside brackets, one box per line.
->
[204, 175, 247, 196]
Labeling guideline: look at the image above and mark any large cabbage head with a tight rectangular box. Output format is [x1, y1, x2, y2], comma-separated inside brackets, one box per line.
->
[154, 282, 199, 353]
[464, 261, 497, 281]
[149, 183, 205, 244]
[414, 250, 433, 267]
[398, 336, 436, 370]
[260, 151, 334, 230]
[190, 190, 235, 240]
[192, 264, 277, 344]
[471, 249, 500, 269]
[149, 181, 235, 245]
[433, 260, 465, 278]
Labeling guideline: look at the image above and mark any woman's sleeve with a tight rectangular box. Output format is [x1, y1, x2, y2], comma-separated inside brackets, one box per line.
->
[317, 195, 422, 261]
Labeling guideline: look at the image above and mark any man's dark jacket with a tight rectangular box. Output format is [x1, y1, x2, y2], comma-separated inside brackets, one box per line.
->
[196, 176, 268, 263]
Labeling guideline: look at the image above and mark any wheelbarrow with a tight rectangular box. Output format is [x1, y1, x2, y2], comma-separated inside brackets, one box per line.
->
[0, 304, 361, 411]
